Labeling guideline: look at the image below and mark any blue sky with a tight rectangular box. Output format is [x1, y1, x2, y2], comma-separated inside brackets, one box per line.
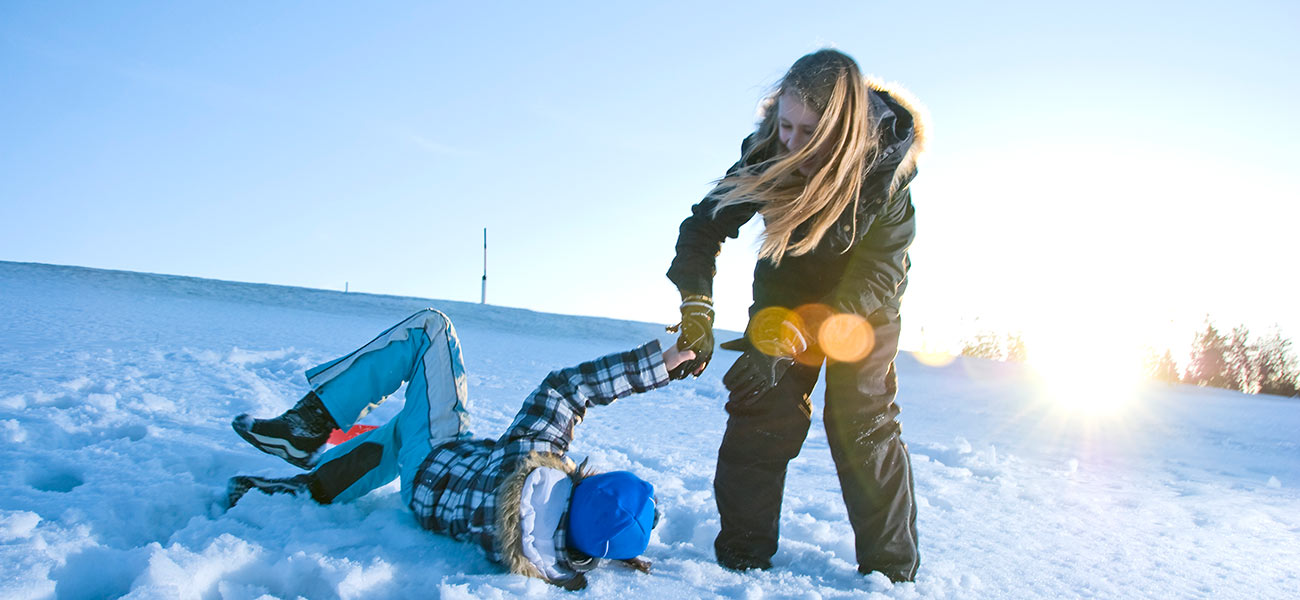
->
[3, 1, 1297, 361]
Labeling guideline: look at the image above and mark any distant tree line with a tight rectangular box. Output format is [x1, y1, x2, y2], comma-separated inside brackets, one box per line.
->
[958, 318, 1300, 398]
[1175, 319, 1299, 397]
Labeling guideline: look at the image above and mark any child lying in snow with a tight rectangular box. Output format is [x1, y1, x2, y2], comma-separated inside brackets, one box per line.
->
[227, 308, 694, 590]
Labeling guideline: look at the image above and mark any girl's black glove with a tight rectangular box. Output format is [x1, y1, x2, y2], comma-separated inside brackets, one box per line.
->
[667, 294, 714, 379]
[722, 317, 809, 405]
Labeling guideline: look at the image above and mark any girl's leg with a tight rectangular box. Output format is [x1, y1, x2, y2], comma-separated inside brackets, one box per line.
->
[823, 318, 919, 583]
[303, 309, 472, 505]
[713, 361, 820, 570]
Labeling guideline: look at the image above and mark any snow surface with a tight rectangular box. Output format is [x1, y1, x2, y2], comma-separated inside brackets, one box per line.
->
[2, 260, 1298, 599]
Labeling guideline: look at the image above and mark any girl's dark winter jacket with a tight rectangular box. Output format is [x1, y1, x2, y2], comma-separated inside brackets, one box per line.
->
[667, 80, 927, 322]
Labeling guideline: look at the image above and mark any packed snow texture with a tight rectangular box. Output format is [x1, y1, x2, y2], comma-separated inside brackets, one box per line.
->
[2, 261, 1298, 599]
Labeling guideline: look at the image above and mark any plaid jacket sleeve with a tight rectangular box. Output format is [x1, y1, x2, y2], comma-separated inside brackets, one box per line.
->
[495, 340, 671, 458]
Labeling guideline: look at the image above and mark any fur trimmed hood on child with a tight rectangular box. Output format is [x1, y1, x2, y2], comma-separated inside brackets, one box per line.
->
[495, 452, 655, 590]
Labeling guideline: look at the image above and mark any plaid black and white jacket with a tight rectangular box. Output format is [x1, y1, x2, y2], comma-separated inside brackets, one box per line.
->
[408, 340, 669, 580]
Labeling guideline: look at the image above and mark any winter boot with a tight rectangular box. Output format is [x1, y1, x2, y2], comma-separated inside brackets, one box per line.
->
[226, 473, 314, 507]
[232, 391, 338, 469]
[716, 549, 773, 572]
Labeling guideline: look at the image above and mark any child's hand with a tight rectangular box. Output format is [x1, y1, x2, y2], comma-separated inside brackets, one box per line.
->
[662, 344, 697, 374]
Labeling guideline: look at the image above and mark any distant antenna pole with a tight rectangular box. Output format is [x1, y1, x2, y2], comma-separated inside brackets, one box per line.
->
[480, 228, 487, 304]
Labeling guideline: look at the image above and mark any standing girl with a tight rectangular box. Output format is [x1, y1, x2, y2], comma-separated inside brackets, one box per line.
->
[666, 49, 926, 582]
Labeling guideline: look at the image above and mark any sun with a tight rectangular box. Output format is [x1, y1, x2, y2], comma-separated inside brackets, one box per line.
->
[1024, 326, 1146, 417]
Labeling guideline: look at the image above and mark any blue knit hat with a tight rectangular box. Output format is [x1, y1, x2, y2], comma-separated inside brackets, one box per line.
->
[566, 471, 656, 559]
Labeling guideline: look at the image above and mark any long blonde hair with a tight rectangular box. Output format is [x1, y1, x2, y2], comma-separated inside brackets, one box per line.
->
[711, 49, 881, 265]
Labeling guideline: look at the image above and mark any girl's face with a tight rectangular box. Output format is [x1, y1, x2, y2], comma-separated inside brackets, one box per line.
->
[777, 91, 823, 175]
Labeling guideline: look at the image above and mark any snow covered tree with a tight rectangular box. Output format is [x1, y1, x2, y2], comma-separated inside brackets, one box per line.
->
[1004, 334, 1027, 363]
[1143, 348, 1181, 384]
[1185, 319, 1231, 389]
[960, 332, 1003, 360]
[959, 331, 1028, 363]
[1252, 329, 1300, 397]
[1224, 325, 1258, 394]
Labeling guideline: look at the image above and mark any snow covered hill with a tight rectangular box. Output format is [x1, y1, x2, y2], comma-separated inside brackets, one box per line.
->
[2, 261, 1297, 599]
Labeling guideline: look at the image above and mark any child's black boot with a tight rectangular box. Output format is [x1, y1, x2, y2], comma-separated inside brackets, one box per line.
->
[226, 473, 315, 507]
[232, 391, 337, 469]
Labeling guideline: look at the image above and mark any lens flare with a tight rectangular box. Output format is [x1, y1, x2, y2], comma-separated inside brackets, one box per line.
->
[747, 306, 806, 357]
[745, 305, 879, 365]
[792, 304, 834, 365]
[819, 313, 874, 363]
[912, 350, 956, 368]
[792, 303, 834, 328]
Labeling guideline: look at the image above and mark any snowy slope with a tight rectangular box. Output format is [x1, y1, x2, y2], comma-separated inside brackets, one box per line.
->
[1, 261, 1297, 599]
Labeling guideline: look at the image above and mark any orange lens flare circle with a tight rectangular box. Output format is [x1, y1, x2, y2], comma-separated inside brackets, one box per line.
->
[792, 303, 835, 333]
[747, 305, 875, 365]
[818, 313, 874, 363]
[912, 350, 956, 368]
[792, 304, 834, 365]
[747, 306, 806, 357]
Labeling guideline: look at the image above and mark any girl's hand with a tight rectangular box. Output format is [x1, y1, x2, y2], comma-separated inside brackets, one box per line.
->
[662, 344, 697, 375]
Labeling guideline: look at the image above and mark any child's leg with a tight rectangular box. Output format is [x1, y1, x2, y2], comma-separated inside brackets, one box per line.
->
[226, 421, 402, 507]
[301, 309, 472, 504]
[306, 418, 400, 504]
[306, 309, 471, 432]
[394, 319, 473, 503]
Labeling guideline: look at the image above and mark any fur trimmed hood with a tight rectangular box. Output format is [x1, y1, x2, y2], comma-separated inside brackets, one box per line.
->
[495, 451, 581, 581]
[495, 453, 657, 590]
[863, 77, 929, 199]
[495, 452, 656, 589]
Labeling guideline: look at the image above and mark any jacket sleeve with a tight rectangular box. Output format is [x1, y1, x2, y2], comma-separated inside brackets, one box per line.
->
[665, 138, 761, 297]
[496, 341, 670, 456]
[824, 183, 917, 319]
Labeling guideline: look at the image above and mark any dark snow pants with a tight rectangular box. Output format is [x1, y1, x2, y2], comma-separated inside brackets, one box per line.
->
[713, 316, 919, 582]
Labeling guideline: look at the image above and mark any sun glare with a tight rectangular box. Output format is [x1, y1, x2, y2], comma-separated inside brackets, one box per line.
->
[1025, 329, 1145, 417]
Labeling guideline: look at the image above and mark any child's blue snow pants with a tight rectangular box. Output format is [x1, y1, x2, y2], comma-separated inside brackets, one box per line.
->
[302, 308, 471, 506]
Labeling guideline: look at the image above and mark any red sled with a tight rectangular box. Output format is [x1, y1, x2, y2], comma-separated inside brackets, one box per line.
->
[327, 424, 378, 445]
